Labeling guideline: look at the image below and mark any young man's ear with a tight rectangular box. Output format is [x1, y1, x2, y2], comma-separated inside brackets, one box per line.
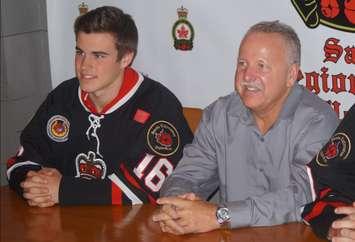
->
[120, 51, 135, 68]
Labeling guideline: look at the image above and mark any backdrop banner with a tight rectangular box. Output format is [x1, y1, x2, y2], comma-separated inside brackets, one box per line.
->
[47, 0, 354, 118]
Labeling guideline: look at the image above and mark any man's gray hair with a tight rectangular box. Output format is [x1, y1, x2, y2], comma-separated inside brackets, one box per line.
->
[245, 20, 301, 65]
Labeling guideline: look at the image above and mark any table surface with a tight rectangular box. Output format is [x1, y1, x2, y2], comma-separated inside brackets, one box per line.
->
[0, 186, 325, 242]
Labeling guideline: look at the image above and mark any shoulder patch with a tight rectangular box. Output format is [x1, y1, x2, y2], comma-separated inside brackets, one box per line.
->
[147, 121, 180, 156]
[316, 132, 351, 166]
[47, 115, 70, 142]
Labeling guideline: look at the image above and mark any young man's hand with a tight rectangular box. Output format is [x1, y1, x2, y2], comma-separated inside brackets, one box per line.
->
[21, 168, 62, 207]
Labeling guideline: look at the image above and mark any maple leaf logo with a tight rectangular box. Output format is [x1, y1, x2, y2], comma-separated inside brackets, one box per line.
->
[177, 25, 189, 39]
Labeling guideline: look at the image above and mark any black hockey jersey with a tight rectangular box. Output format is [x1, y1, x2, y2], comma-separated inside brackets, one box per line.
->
[6, 67, 193, 205]
[302, 103, 355, 239]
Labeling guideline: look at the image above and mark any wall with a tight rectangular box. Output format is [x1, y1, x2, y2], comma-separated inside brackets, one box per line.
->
[1, 0, 52, 185]
[47, 1, 354, 116]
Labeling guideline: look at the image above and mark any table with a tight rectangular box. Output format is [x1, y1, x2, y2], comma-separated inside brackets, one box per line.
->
[0, 186, 325, 242]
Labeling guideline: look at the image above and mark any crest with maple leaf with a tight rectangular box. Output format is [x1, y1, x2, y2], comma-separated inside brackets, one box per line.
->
[172, 6, 195, 51]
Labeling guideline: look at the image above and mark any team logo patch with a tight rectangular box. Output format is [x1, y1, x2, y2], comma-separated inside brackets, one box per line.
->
[147, 121, 180, 156]
[316, 132, 351, 166]
[172, 6, 195, 50]
[47, 115, 70, 142]
[75, 151, 107, 179]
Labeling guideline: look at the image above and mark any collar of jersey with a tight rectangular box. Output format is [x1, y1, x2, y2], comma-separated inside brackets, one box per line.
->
[78, 67, 144, 115]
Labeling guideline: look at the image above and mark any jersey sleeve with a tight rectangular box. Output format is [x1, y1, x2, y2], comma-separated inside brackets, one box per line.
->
[6, 94, 53, 196]
[301, 188, 351, 239]
[302, 104, 355, 239]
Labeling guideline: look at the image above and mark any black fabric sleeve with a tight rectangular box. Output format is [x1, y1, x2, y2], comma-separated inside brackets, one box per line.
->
[7, 94, 53, 196]
[302, 190, 351, 239]
[302, 104, 355, 240]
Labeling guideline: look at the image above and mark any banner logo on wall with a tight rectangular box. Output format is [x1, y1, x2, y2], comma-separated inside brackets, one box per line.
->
[78, 2, 89, 16]
[172, 6, 195, 51]
[291, 0, 355, 33]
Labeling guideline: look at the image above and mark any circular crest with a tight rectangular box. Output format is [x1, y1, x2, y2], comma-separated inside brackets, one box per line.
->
[147, 121, 180, 156]
[47, 115, 70, 142]
[316, 132, 351, 166]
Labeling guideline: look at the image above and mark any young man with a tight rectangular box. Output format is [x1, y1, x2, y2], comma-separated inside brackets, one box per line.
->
[152, 21, 339, 234]
[6, 6, 193, 206]
[302, 104, 355, 241]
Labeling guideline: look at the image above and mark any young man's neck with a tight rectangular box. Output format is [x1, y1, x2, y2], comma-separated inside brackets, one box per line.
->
[89, 76, 124, 113]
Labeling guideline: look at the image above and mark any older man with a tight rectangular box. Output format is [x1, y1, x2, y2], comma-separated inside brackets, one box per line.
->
[152, 20, 339, 234]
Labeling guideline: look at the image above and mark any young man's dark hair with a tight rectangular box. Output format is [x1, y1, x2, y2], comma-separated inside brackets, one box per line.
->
[74, 6, 138, 61]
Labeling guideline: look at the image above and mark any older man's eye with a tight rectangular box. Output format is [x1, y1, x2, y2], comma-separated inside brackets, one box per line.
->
[258, 62, 265, 69]
[238, 60, 247, 69]
[257, 62, 270, 73]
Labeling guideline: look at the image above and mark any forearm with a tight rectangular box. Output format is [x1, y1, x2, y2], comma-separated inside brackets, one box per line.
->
[226, 184, 310, 228]
[59, 174, 159, 205]
[302, 191, 352, 239]
[161, 175, 219, 200]
[160, 160, 219, 200]
[7, 165, 41, 196]
[59, 176, 112, 205]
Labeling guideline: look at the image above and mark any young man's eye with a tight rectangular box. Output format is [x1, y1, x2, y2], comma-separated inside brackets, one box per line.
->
[94, 54, 105, 59]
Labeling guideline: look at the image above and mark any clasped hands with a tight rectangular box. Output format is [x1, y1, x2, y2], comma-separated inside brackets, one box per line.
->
[330, 202, 355, 242]
[152, 193, 220, 235]
[20, 167, 62, 207]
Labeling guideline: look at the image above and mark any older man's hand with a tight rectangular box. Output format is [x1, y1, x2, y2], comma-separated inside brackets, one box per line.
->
[152, 195, 220, 235]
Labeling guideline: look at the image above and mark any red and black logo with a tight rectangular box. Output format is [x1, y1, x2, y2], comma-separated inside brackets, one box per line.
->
[291, 0, 355, 32]
[75, 151, 107, 179]
[147, 121, 180, 156]
[316, 132, 351, 166]
[47, 115, 70, 142]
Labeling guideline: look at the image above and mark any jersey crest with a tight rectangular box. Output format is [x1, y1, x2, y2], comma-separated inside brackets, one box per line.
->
[316, 132, 351, 166]
[47, 115, 70, 142]
[147, 121, 180, 156]
[75, 151, 107, 179]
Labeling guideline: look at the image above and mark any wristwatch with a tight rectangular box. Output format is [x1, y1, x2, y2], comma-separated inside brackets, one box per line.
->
[216, 206, 231, 226]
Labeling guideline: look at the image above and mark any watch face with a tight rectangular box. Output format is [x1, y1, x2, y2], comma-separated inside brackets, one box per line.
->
[217, 207, 230, 224]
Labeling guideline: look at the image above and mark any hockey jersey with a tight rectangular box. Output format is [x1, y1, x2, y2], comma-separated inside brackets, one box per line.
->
[302, 103, 355, 239]
[6, 67, 193, 205]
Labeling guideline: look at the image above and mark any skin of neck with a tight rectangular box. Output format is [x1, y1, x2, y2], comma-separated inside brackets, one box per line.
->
[89, 71, 124, 113]
[252, 87, 292, 135]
